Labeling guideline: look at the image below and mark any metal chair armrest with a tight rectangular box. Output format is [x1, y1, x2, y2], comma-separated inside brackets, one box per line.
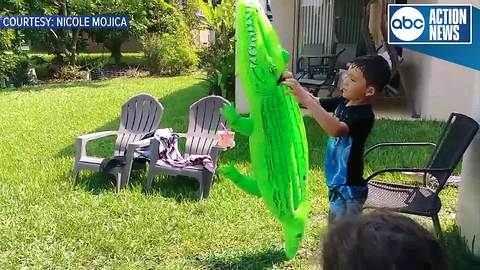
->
[365, 167, 451, 182]
[363, 142, 436, 159]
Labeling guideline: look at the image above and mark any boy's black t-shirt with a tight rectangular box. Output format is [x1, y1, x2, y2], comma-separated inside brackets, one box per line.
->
[320, 96, 374, 187]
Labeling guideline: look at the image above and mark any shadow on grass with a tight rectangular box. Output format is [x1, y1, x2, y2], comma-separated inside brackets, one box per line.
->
[444, 225, 480, 270]
[2, 80, 109, 93]
[197, 248, 287, 270]
[146, 175, 201, 202]
[73, 171, 117, 194]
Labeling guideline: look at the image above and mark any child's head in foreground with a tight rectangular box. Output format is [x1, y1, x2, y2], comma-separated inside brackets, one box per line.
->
[341, 55, 391, 102]
[322, 210, 449, 270]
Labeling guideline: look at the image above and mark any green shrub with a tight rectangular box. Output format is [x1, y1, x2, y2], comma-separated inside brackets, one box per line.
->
[143, 33, 199, 76]
[0, 54, 35, 88]
[201, 45, 235, 100]
[198, 0, 235, 101]
[12, 58, 31, 87]
[34, 63, 49, 81]
[0, 53, 20, 83]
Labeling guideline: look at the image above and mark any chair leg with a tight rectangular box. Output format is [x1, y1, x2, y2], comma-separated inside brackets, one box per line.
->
[121, 153, 135, 190]
[146, 168, 156, 190]
[432, 214, 444, 243]
[115, 172, 122, 192]
[201, 172, 214, 199]
[72, 165, 80, 184]
[197, 177, 205, 199]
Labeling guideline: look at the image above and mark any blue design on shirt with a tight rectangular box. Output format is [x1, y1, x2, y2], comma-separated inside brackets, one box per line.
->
[324, 108, 368, 202]
[325, 136, 351, 187]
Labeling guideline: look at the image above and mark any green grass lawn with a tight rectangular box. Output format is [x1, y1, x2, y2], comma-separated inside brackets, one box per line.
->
[0, 76, 477, 269]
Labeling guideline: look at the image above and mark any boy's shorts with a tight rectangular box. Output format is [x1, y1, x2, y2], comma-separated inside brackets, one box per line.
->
[328, 185, 368, 223]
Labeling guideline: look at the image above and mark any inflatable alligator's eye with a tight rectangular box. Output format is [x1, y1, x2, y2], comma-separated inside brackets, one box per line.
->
[297, 233, 303, 238]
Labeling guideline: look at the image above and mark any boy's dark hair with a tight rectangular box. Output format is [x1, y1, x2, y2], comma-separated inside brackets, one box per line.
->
[350, 55, 391, 92]
[322, 210, 450, 270]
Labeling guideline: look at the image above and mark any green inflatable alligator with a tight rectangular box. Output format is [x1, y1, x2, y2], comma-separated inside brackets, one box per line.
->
[219, 0, 309, 259]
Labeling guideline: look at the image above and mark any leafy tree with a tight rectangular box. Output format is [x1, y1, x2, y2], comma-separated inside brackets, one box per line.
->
[198, 0, 235, 100]
[88, 0, 194, 65]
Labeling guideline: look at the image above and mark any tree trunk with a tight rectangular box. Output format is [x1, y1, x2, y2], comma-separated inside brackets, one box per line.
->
[111, 46, 122, 65]
[106, 39, 123, 65]
[54, 0, 80, 67]
[69, 28, 80, 66]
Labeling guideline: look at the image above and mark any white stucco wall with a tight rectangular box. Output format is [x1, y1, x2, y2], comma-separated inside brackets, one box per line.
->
[402, 0, 479, 120]
[402, 50, 477, 120]
[456, 71, 480, 256]
[235, 0, 297, 114]
[269, 0, 297, 70]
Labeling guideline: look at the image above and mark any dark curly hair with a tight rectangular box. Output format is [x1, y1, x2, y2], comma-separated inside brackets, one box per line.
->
[322, 210, 450, 270]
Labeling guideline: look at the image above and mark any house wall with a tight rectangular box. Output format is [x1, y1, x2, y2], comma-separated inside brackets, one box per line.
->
[193, 29, 215, 46]
[402, 0, 479, 120]
[456, 71, 480, 256]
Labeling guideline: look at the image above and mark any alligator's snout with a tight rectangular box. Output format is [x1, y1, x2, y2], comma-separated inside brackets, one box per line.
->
[283, 220, 306, 259]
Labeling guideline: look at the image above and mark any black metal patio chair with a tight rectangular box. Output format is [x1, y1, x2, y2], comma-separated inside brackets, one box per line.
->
[363, 113, 479, 240]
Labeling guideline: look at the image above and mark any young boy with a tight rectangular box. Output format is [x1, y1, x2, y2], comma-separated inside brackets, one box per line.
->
[282, 55, 391, 222]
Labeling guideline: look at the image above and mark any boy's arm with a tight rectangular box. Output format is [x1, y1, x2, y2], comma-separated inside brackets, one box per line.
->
[282, 78, 349, 137]
[304, 98, 349, 137]
[319, 96, 346, 112]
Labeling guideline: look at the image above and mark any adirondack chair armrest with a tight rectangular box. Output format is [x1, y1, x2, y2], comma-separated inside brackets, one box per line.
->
[125, 137, 152, 160]
[76, 131, 117, 158]
[126, 137, 152, 149]
[148, 137, 161, 164]
[209, 145, 227, 163]
[173, 132, 187, 138]
[77, 131, 117, 142]
[118, 137, 154, 187]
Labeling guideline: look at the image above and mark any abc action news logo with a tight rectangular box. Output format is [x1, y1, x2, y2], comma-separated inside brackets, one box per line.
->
[388, 4, 472, 44]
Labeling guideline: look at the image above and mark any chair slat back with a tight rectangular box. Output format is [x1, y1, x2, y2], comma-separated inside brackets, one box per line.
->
[185, 96, 230, 156]
[428, 113, 479, 191]
[114, 94, 164, 156]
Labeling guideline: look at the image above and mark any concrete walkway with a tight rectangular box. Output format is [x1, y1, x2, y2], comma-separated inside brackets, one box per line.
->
[301, 94, 416, 121]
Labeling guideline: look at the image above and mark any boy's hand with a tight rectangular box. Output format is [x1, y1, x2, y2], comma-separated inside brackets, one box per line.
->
[281, 71, 294, 80]
[282, 78, 317, 107]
